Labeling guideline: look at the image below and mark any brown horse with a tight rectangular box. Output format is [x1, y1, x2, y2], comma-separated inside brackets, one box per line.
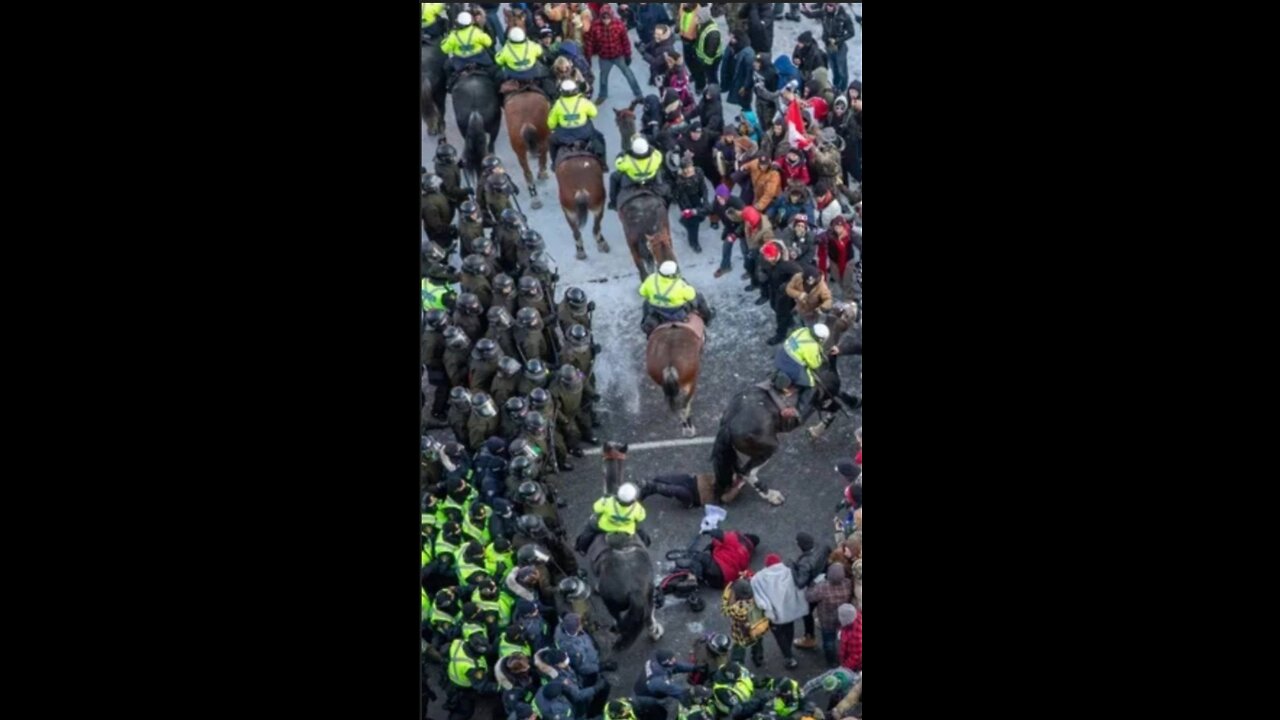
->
[614, 107, 637, 150]
[502, 5, 529, 31]
[618, 191, 677, 281]
[504, 90, 551, 210]
[646, 314, 706, 437]
[555, 152, 611, 261]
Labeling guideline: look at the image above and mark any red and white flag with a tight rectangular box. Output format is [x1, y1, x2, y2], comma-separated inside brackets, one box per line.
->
[785, 100, 812, 151]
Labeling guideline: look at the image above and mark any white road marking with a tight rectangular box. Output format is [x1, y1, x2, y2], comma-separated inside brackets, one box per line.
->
[582, 436, 717, 455]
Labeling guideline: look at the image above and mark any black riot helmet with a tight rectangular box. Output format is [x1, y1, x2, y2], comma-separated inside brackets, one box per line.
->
[457, 292, 483, 315]
[565, 287, 588, 310]
[500, 208, 523, 226]
[424, 309, 450, 330]
[444, 326, 470, 350]
[471, 392, 498, 418]
[516, 307, 541, 329]
[449, 386, 473, 409]
[473, 236, 496, 257]
[517, 275, 542, 298]
[488, 306, 513, 328]
[473, 339, 499, 360]
[505, 396, 528, 419]
[528, 388, 551, 412]
[523, 359, 548, 383]
[520, 229, 545, 251]
[493, 274, 515, 295]
[557, 365, 581, 390]
[462, 254, 488, 276]
[566, 324, 589, 345]
[523, 411, 547, 434]
[497, 356, 522, 377]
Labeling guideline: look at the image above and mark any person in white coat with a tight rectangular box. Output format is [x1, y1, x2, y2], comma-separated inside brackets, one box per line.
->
[750, 552, 811, 669]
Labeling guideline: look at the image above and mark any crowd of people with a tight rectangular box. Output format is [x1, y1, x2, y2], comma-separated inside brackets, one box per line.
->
[422, 4, 862, 719]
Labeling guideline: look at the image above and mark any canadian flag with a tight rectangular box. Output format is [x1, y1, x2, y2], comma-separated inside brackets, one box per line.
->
[785, 100, 813, 151]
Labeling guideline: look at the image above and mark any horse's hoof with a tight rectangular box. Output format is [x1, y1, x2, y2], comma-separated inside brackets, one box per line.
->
[649, 623, 665, 641]
[576, 249, 588, 261]
[537, 171, 549, 182]
[681, 424, 696, 438]
[531, 198, 543, 210]
[808, 425, 825, 440]
[766, 489, 786, 506]
[597, 240, 611, 253]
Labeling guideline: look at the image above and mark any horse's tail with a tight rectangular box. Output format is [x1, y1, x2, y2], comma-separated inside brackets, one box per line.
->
[662, 366, 681, 412]
[464, 111, 487, 175]
[711, 423, 738, 494]
[574, 190, 590, 230]
[521, 123, 540, 154]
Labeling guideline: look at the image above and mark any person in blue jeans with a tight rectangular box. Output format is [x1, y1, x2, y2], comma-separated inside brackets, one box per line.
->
[815, 3, 857, 92]
[712, 188, 748, 278]
[478, 3, 504, 49]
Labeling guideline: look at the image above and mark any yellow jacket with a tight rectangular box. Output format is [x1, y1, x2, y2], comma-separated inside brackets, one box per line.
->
[422, 3, 446, 27]
[615, 152, 664, 182]
[495, 39, 543, 71]
[548, 94, 598, 130]
[638, 274, 697, 309]
[592, 496, 646, 533]
[442, 26, 494, 58]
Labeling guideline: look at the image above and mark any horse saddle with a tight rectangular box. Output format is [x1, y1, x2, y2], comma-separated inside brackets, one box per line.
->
[500, 79, 548, 100]
[558, 146, 598, 163]
[586, 532, 643, 575]
[754, 379, 796, 415]
[654, 312, 707, 348]
[616, 185, 665, 212]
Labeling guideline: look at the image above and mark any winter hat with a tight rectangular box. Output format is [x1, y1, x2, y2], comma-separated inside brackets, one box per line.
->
[838, 603, 857, 626]
[761, 243, 781, 261]
[516, 599, 538, 617]
[765, 553, 782, 567]
[544, 649, 568, 667]
[798, 30, 815, 45]
[562, 613, 582, 634]
[542, 681, 564, 700]
[715, 184, 731, 198]
[827, 563, 846, 583]
[742, 205, 761, 227]
[836, 461, 858, 480]
[656, 649, 677, 664]
[834, 96, 849, 112]
[513, 703, 536, 720]
[796, 532, 816, 552]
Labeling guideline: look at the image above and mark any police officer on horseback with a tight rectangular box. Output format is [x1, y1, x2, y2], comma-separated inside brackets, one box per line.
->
[547, 80, 608, 169]
[608, 136, 669, 211]
[495, 26, 554, 96]
[637, 261, 715, 336]
[774, 322, 831, 421]
[442, 11, 496, 82]
[574, 482, 652, 555]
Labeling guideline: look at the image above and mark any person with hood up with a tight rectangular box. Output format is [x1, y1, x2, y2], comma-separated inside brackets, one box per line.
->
[724, 30, 755, 109]
[750, 53, 781, 128]
[696, 83, 725, 137]
[750, 552, 810, 669]
[641, 24, 678, 87]
[817, 215, 857, 301]
[789, 532, 834, 652]
[805, 562, 853, 667]
[763, 241, 804, 343]
[837, 604, 861, 672]
[792, 31, 829, 82]
[773, 53, 800, 92]
[683, 118, 720, 191]
[745, 1, 774, 54]
[688, 6, 723, 92]
[774, 182, 817, 232]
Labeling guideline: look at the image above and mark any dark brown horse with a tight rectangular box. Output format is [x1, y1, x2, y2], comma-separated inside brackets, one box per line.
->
[420, 42, 446, 136]
[646, 314, 706, 437]
[505, 90, 551, 210]
[556, 152, 611, 261]
[619, 192, 677, 281]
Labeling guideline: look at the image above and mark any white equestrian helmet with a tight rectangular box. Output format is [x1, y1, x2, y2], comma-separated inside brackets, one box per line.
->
[508, 26, 527, 43]
[630, 136, 651, 156]
[813, 323, 831, 340]
[456, 12, 473, 27]
[617, 483, 639, 504]
[561, 79, 579, 94]
[658, 261, 678, 277]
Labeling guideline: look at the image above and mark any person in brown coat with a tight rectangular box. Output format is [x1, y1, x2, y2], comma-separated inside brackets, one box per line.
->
[785, 265, 833, 323]
[743, 155, 782, 213]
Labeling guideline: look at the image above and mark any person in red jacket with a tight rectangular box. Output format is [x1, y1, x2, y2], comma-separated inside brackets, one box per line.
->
[673, 528, 758, 589]
[583, 5, 643, 103]
[838, 603, 861, 672]
[816, 215, 856, 300]
[778, 150, 811, 186]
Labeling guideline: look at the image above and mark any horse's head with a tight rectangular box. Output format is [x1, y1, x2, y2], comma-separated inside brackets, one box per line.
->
[644, 230, 675, 265]
[613, 108, 636, 141]
[602, 442, 628, 461]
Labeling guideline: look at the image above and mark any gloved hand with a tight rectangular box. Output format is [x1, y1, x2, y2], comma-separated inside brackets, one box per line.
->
[587, 301, 596, 312]
[681, 208, 695, 219]
[726, 234, 738, 244]
[625, 55, 633, 66]
[591, 343, 603, 355]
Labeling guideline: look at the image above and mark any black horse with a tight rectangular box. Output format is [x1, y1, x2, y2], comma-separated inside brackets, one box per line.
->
[452, 72, 502, 188]
[711, 366, 845, 507]
[587, 442, 663, 651]
[420, 41, 446, 136]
